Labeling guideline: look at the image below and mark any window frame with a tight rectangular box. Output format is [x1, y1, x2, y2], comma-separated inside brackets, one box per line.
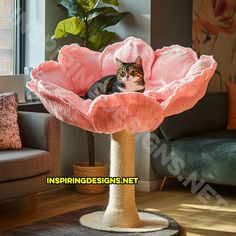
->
[14, 0, 25, 74]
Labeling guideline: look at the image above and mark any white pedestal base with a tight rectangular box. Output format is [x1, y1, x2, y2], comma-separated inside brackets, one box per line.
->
[80, 211, 169, 233]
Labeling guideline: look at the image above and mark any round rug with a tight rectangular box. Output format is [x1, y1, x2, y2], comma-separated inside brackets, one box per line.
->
[2, 205, 181, 236]
[80, 207, 181, 235]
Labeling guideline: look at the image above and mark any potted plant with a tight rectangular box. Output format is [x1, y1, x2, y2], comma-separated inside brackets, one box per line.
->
[54, 0, 130, 194]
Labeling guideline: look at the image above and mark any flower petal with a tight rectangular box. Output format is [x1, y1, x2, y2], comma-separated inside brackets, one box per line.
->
[58, 44, 101, 96]
[31, 61, 74, 91]
[160, 55, 217, 117]
[99, 37, 154, 80]
[27, 39, 216, 134]
[148, 45, 198, 91]
[27, 79, 95, 131]
[88, 93, 164, 134]
[27, 80, 164, 134]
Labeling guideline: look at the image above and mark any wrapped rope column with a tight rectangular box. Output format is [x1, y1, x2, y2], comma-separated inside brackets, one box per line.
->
[103, 130, 141, 227]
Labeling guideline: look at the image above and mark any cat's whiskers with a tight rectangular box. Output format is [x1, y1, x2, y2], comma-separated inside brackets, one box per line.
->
[118, 76, 145, 92]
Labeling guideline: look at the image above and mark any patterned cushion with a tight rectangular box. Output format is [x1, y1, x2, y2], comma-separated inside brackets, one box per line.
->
[0, 92, 22, 149]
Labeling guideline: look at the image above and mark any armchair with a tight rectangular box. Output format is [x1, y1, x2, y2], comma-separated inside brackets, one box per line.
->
[0, 111, 60, 209]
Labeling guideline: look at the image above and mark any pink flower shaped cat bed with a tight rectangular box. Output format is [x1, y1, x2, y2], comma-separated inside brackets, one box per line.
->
[27, 37, 217, 234]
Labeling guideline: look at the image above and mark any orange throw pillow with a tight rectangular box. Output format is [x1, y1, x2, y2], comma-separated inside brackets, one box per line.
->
[226, 82, 236, 130]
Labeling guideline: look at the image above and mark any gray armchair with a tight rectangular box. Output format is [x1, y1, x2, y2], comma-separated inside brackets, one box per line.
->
[0, 112, 60, 208]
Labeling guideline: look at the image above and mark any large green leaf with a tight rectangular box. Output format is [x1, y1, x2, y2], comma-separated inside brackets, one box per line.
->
[76, 0, 97, 11]
[102, 0, 119, 6]
[88, 31, 103, 50]
[54, 17, 86, 38]
[88, 7, 120, 21]
[57, 0, 85, 18]
[88, 12, 130, 34]
[87, 30, 116, 51]
[100, 30, 116, 48]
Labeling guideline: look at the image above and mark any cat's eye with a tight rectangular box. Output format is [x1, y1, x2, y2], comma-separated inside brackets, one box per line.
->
[121, 71, 126, 77]
[130, 71, 135, 76]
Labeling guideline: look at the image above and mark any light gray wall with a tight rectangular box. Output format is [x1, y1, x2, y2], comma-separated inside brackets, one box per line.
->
[78, 133, 110, 165]
[82, 0, 153, 183]
[109, 0, 155, 183]
[44, 0, 79, 61]
[24, 1, 194, 187]
[51, 0, 155, 181]
[110, 0, 193, 184]
[135, 133, 156, 181]
[24, 0, 89, 176]
[109, 0, 151, 43]
[45, 0, 68, 61]
[151, 0, 193, 49]
[60, 124, 87, 176]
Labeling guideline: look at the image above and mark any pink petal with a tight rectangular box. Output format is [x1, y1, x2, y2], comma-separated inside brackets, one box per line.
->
[27, 39, 216, 134]
[148, 45, 198, 90]
[27, 80, 95, 131]
[146, 54, 217, 117]
[144, 45, 217, 117]
[99, 37, 154, 80]
[27, 80, 164, 134]
[88, 93, 164, 134]
[31, 61, 74, 92]
[59, 44, 101, 96]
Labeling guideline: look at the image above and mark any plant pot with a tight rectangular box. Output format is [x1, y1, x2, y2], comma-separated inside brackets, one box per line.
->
[73, 162, 108, 194]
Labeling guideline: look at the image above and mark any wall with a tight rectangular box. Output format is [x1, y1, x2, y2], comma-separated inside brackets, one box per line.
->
[50, 0, 155, 190]
[60, 124, 87, 176]
[24, 0, 194, 191]
[45, 0, 79, 61]
[24, 0, 87, 176]
[94, 0, 157, 191]
[109, 0, 151, 43]
[111, 0, 193, 190]
[151, 0, 193, 49]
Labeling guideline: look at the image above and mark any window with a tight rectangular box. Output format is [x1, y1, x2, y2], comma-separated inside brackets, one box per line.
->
[0, 0, 15, 75]
[0, 0, 25, 75]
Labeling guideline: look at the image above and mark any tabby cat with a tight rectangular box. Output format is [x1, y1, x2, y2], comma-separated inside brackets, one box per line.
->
[84, 56, 145, 100]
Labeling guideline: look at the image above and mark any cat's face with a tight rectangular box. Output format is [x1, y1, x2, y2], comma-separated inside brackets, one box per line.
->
[116, 56, 144, 83]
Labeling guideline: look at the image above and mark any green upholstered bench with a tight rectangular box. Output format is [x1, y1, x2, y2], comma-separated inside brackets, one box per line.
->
[151, 93, 236, 188]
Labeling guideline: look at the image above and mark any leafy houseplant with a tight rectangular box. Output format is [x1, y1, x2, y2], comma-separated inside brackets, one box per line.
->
[54, 0, 130, 193]
[54, 0, 129, 51]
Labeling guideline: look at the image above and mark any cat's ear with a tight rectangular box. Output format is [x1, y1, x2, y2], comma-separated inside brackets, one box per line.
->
[135, 56, 142, 66]
[115, 58, 123, 67]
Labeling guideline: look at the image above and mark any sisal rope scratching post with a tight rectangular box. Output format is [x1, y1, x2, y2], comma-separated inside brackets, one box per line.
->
[80, 130, 171, 233]
[102, 130, 141, 228]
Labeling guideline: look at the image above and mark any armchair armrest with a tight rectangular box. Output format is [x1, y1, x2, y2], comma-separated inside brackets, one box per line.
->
[18, 111, 61, 178]
[18, 112, 59, 151]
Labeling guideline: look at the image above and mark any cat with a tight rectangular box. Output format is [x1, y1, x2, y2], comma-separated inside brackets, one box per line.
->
[83, 56, 145, 100]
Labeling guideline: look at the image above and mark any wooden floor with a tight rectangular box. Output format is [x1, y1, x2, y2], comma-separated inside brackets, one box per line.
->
[0, 180, 236, 235]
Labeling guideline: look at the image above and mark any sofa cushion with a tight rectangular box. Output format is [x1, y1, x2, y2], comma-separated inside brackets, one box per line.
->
[0, 92, 22, 149]
[151, 130, 236, 186]
[160, 92, 227, 140]
[0, 148, 50, 182]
